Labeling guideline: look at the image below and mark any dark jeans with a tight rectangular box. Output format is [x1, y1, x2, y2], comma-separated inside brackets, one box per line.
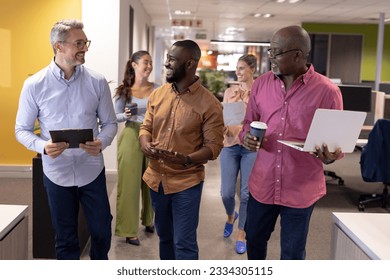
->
[44, 169, 112, 260]
[245, 193, 315, 260]
[150, 182, 203, 260]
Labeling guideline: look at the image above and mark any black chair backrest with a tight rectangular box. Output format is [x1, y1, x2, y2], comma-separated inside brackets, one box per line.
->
[360, 119, 390, 183]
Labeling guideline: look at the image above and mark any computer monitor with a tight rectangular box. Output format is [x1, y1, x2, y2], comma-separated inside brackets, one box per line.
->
[338, 85, 372, 112]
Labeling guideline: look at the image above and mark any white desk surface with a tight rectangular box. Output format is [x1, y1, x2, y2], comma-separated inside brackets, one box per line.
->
[332, 212, 390, 260]
[0, 204, 28, 240]
[356, 138, 368, 146]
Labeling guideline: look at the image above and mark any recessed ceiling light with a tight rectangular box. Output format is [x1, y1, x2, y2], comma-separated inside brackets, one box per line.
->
[253, 13, 274, 18]
[174, 10, 191, 15]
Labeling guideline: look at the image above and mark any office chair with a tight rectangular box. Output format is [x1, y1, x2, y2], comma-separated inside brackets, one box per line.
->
[324, 170, 344, 185]
[358, 118, 390, 211]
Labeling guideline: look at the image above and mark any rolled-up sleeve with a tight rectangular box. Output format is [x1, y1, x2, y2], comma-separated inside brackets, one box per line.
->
[239, 81, 261, 144]
[203, 101, 224, 159]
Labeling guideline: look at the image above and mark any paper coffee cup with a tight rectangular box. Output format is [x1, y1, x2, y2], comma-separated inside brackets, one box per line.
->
[250, 121, 267, 142]
[126, 103, 138, 115]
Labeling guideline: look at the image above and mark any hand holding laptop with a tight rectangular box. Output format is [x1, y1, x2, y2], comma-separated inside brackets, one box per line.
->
[312, 143, 343, 164]
[278, 109, 366, 153]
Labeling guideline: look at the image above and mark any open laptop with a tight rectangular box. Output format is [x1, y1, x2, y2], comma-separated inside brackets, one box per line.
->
[277, 109, 367, 153]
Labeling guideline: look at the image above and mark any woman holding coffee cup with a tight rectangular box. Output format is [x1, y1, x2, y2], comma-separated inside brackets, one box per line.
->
[220, 54, 258, 254]
[113, 51, 157, 246]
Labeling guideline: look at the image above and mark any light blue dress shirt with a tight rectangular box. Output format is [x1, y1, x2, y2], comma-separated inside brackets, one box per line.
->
[15, 60, 118, 187]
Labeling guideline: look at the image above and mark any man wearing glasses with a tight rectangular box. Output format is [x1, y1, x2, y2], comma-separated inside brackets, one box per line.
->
[240, 25, 343, 260]
[15, 19, 117, 259]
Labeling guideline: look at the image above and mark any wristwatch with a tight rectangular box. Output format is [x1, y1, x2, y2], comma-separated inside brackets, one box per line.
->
[184, 155, 192, 167]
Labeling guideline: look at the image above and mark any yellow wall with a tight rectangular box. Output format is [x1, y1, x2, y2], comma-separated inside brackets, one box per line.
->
[0, 0, 81, 165]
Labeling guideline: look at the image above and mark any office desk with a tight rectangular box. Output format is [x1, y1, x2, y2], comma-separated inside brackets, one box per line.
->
[331, 212, 390, 260]
[0, 204, 28, 259]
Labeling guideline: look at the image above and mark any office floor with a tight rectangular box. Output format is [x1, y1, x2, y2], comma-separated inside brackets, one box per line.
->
[0, 151, 387, 260]
[91, 151, 389, 260]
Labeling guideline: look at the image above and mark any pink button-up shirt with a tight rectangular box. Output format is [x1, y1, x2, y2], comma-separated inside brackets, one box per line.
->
[239, 65, 343, 208]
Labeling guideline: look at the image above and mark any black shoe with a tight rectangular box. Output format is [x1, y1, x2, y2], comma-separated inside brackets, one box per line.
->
[126, 237, 140, 246]
[145, 225, 155, 233]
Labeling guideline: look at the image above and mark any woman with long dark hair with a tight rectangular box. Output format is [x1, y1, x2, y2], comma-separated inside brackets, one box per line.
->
[114, 51, 157, 246]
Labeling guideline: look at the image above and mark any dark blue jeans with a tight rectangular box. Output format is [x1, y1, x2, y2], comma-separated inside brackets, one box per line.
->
[150, 182, 203, 260]
[245, 193, 315, 260]
[44, 169, 112, 260]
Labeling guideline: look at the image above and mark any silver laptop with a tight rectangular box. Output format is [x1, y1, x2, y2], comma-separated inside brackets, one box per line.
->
[277, 109, 367, 153]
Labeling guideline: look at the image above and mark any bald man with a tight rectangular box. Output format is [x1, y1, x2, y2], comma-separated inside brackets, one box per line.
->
[239, 26, 343, 259]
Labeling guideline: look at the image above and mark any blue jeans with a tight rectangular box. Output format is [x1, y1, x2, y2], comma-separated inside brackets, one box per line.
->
[44, 169, 112, 260]
[220, 145, 257, 230]
[245, 194, 315, 260]
[149, 182, 203, 260]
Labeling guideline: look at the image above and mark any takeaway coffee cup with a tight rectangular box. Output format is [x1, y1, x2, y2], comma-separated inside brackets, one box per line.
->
[250, 121, 267, 143]
[126, 103, 138, 115]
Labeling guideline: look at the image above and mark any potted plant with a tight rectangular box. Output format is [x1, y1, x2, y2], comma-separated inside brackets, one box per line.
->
[199, 68, 228, 101]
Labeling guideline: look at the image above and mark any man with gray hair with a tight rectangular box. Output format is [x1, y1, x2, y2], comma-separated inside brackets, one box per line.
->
[15, 19, 117, 260]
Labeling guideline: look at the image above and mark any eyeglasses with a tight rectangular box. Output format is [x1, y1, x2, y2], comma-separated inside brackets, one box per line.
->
[60, 40, 91, 50]
[267, 48, 302, 58]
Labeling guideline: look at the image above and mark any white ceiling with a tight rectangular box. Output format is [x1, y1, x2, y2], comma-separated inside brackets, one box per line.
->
[141, 0, 390, 50]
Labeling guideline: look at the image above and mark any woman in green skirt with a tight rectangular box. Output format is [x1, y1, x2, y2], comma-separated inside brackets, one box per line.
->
[114, 51, 157, 245]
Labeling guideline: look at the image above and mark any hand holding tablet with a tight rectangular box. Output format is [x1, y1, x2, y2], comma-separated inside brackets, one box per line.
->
[49, 129, 93, 148]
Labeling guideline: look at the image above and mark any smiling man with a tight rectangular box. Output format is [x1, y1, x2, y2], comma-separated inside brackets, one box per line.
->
[15, 19, 117, 260]
[139, 40, 224, 260]
[239, 25, 343, 260]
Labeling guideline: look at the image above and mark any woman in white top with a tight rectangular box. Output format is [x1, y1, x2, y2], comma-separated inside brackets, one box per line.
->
[114, 51, 157, 246]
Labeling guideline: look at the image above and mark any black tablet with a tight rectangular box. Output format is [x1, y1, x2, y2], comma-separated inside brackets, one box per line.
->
[49, 129, 94, 148]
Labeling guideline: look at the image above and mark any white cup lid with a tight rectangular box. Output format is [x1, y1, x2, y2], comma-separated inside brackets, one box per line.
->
[250, 121, 267, 129]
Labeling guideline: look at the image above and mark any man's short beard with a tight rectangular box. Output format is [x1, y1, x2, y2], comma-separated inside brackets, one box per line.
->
[166, 63, 186, 83]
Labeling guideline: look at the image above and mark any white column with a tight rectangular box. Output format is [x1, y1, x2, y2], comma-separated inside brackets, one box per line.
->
[374, 12, 385, 91]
